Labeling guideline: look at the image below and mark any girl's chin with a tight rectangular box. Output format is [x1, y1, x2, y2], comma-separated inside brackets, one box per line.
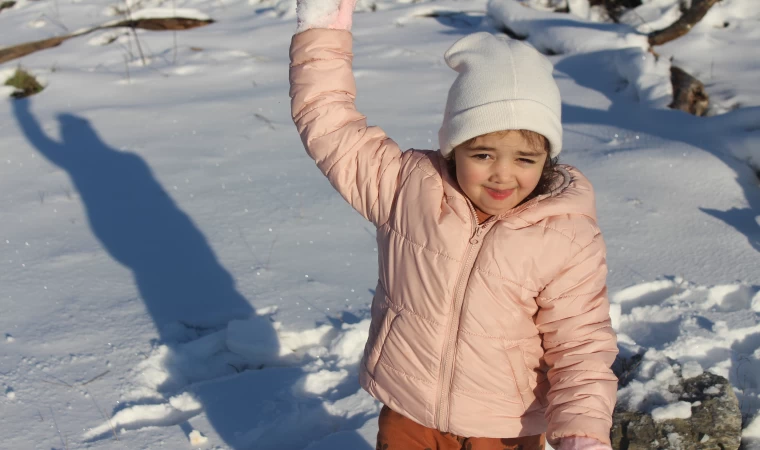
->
[475, 206, 510, 217]
[478, 198, 518, 215]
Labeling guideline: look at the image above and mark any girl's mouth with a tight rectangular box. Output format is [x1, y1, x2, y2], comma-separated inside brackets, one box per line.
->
[485, 187, 514, 200]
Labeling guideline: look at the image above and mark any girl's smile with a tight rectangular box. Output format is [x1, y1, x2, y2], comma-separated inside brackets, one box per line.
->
[484, 187, 514, 200]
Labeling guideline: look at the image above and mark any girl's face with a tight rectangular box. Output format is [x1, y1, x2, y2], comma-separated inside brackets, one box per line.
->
[453, 130, 547, 219]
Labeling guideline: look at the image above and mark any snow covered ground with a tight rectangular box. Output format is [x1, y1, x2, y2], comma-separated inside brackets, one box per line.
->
[1, 0, 759, 448]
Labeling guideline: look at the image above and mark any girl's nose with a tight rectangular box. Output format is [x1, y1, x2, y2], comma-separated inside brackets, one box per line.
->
[490, 162, 514, 184]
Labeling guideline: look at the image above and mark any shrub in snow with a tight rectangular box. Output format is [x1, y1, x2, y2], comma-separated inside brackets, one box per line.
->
[3, 68, 45, 99]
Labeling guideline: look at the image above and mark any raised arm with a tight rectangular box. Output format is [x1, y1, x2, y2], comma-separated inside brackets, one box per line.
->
[535, 232, 619, 447]
[289, 1, 404, 226]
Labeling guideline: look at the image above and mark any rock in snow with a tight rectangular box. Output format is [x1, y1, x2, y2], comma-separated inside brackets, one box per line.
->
[612, 358, 742, 450]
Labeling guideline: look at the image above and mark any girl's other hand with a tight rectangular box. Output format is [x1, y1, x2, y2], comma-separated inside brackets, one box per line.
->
[558, 436, 612, 450]
[296, 0, 358, 33]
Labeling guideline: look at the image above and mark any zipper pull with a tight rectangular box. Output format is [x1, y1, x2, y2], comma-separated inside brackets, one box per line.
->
[470, 224, 485, 244]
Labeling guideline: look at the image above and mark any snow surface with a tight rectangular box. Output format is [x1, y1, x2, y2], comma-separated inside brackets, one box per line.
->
[1, 0, 760, 448]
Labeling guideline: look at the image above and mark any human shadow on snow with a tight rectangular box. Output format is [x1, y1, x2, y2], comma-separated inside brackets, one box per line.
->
[12, 99, 255, 331]
[555, 50, 760, 253]
[12, 99, 372, 450]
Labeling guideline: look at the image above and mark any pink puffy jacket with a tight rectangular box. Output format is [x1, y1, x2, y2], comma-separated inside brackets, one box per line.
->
[289, 29, 618, 446]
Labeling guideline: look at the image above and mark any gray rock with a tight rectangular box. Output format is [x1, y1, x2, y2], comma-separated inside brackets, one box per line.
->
[611, 363, 742, 450]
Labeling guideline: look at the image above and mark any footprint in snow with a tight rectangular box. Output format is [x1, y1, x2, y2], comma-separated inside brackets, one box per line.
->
[612, 279, 685, 314]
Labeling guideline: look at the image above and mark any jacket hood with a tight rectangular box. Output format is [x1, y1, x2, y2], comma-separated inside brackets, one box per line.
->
[506, 165, 599, 228]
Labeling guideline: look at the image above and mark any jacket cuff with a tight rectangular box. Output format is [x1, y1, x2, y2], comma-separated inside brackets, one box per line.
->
[558, 436, 612, 450]
[548, 416, 612, 447]
[290, 29, 352, 66]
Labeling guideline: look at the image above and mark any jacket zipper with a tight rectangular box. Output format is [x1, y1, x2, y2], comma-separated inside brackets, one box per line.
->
[432, 174, 568, 429]
[434, 200, 493, 431]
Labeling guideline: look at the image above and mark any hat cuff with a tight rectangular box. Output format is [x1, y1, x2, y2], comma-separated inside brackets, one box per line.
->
[439, 99, 562, 158]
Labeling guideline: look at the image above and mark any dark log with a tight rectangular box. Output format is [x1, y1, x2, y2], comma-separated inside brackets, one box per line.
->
[669, 65, 709, 116]
[649, 0, 721, 46]
[104, 17, 214, 31]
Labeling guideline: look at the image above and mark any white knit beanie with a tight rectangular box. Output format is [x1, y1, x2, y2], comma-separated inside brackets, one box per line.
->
[438, 32, 563, 158]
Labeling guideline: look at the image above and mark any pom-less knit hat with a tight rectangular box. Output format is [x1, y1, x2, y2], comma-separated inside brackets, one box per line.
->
[438, 32, 563, 158]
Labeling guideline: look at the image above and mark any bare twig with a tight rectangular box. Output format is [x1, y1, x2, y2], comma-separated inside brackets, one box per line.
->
[42, 375, 74, 389]
[40, 13, 69, 33]
[129, 27, 147, 66]
[88, 392, 119, 441]
[172, 0, 178, 64]
[254, 113, 276, 130]
[41, 372, 117, 441]
[121, 0, 147, 66]
[236, 225, 264, 268]
[123, 54, 131, 84]
[82, 370, 110, 386]
[265, 233, 278, 270]
[49, 407, 69, 450]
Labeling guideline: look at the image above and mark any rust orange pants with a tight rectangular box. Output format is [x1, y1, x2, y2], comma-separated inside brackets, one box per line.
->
[376, 406, 546, 450]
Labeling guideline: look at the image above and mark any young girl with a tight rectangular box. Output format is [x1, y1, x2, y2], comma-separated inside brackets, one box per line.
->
[289, 1, 618, 449]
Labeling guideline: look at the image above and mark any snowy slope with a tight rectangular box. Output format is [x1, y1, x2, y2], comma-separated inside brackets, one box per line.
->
[1, 0, 759, 448]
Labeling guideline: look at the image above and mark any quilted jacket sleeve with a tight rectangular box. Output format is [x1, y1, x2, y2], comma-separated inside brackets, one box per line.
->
[535, 232, 619, 447]
[289, 28, 403, 227]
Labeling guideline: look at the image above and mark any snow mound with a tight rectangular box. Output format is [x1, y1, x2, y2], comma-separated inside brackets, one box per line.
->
[487, 0, 648, 54]
[487, 0, 672, 108]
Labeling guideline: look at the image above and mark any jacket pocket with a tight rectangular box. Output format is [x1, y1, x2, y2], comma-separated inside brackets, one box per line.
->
[365, 300, 400, 376]
[504, 344, 536, 412]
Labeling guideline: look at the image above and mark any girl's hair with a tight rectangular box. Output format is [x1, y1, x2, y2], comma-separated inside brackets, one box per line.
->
[445, 130, 560, 205]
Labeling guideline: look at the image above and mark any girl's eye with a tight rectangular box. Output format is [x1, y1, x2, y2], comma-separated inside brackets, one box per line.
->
[472, 153, 491, 160]
[518, 158, 536, 164]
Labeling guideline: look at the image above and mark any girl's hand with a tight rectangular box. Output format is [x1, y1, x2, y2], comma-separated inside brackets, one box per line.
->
[558, 436, 612, 450]
[296, 0, 358, 33]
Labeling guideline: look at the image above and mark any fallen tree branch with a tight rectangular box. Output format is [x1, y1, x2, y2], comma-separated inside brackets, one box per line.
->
[0, 35, 73, 65]
[0, 17, 213, 65]
[648, 0, 721, 46]
[104, 17, 213, 31]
